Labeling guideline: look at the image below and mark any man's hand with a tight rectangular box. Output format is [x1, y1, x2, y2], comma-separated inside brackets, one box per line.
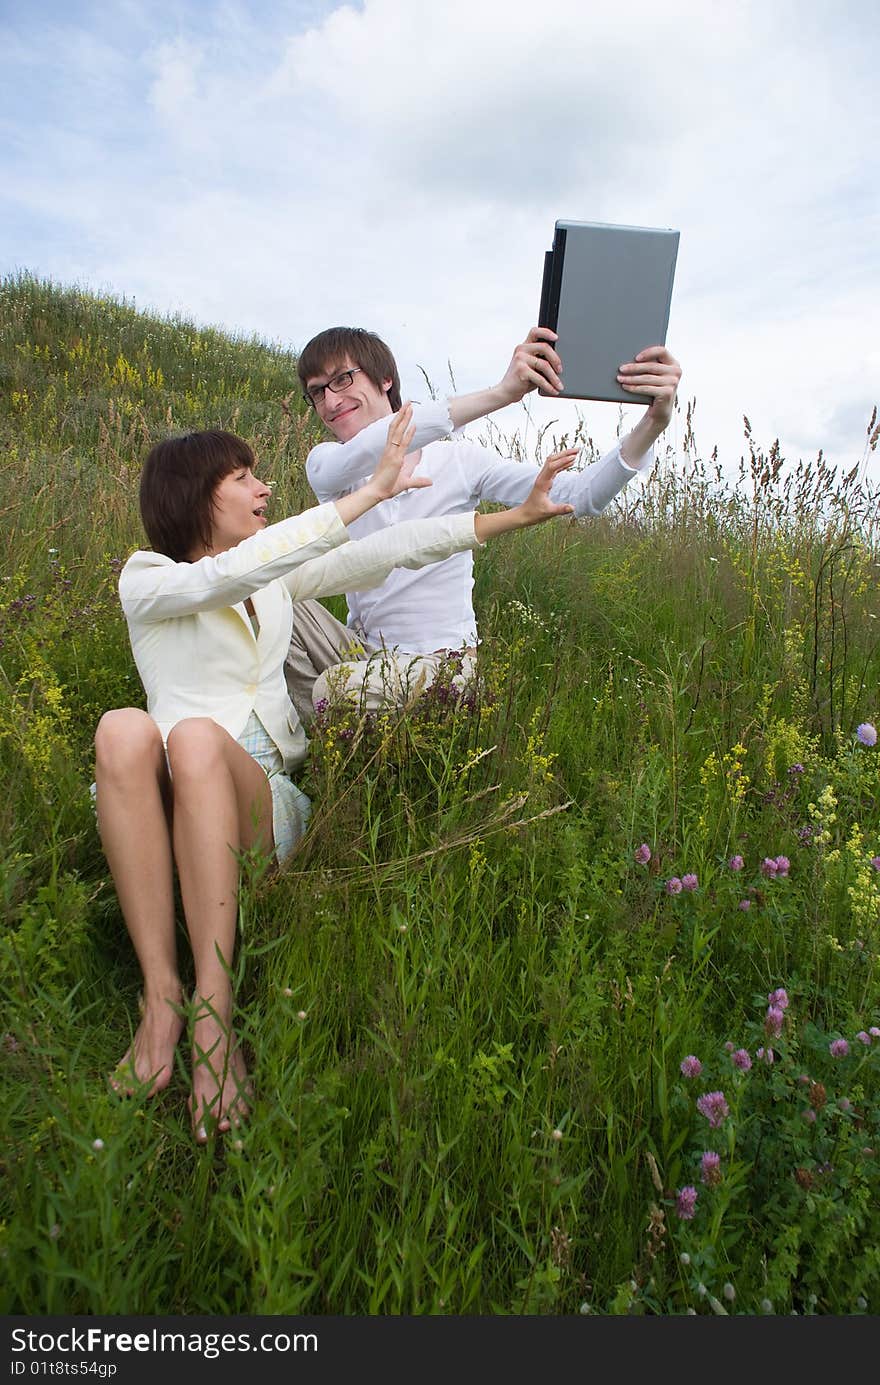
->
[495, 326, 564, 405]
[617, 346, 681, 430]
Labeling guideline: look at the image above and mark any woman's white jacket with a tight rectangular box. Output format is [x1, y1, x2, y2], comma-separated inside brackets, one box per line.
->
[119, 502, 481, 773]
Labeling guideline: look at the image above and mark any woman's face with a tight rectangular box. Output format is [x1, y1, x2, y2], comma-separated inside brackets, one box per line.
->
[206, 463, 272, 554]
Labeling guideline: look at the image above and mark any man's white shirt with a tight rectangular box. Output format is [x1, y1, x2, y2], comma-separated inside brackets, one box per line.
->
[306, 400, 650, 655]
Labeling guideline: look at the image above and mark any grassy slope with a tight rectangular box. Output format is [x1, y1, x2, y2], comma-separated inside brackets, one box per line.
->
[1, 273, 879, 1315]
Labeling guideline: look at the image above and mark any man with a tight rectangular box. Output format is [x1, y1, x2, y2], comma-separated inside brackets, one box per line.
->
[285, 325, 681, 721]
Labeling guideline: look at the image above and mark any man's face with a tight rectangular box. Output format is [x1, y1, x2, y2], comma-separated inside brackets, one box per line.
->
[306, 356, 393, 443]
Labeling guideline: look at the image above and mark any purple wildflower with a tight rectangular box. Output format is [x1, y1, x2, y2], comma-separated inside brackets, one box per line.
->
[700, 1151, 722, 1187]
[768, 988, 790, 1010]
[761, 857, 779, 878]
[731, 1048, 752, 1071]
[728, 854, 745, 871]
[634, 843, 652, 865]
[696, 1091, 730, 1128]
[765, 1007, 784, 1038]
[870, 1028, 880, 1039]
[856, 722, 878, 747]
[666, 877, 683, 895]
[681, 873, 699, 891]
[680, 1055, 702, 1079]
[871, 857, 880, 872]
[856, 1031, 872, 1045]
[774, 856, 790, 877]
[829, 1038, 849, 1058]
[802, 1108, 817, 1124]
[788, 763, 805, 775]
[676, 1186, 698, 1220]
[756, 1046, 775, 1064]
[838, 1097, 852, 1112]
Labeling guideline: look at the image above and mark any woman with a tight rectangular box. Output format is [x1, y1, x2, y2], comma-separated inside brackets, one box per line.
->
[95, 405, 577, 1141]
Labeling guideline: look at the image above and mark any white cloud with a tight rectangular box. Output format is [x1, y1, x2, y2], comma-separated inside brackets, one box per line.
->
[1, 0, 878, 478]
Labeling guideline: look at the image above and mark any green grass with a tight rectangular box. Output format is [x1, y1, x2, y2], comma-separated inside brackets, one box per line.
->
[1, 271, 880, 1315]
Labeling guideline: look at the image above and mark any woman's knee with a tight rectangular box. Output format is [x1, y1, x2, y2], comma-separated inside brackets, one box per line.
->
[166, 717, 226, 778]
[95, 709, 163, 779]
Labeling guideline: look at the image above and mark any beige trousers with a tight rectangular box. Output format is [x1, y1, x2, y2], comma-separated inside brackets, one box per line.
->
[285, 599, 476, 725]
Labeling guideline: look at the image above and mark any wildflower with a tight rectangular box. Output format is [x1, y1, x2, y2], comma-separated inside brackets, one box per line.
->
[681, 873, 699, 891]
[871, 857, 880, 872]
[856, 1031, 872, 1045]
[768, 988, 790, 1010]
[700, 1150, 722, 1186]
[870, 1027, 880, 1039]
[788, 763, 804, 775]
[731, 1048, 752, 1071]
[765, 1007, 784, 1038]
[676, 1186, 698, 1220]
[297, 1010, 307, 1021]
[856, 1296, 868, 1312]
[808, 1082, 826, 1110]
[680, 1055, 702, 1078]
[838, 1097, 852, 1112]
[760, 1299, 774, 1315]
[802, 1108, 817, 1123]
[728, 854, 745, 871]
[551, 1128, 563, 1141]
[738, 899, 751, 910]
[696, 1091, 729, 1128]
[760, 857, 779, 878]
[679, 1252, 691, 1266]
[795, 1167, 813, 1189]
[92, 1138, 104, 1151]
[856, 722, 877, 747]
[829, 1038, 850, 1058]
[756, 1046, 775, 1064]
[724, 1040, 734, 1052]
[774, 855, 790, 877]
[282, 987, 293, 997]
[666, 877, 683, 895]
[723, 1282, 736, 1303]
[634, 843, 651, 865]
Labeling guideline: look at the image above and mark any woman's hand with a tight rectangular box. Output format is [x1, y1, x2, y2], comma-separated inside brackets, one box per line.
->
[473, 450, 578, 542]
[512, 449, 578, 527]
[370, 403, 433, 501]
[333, 403, 432, 526]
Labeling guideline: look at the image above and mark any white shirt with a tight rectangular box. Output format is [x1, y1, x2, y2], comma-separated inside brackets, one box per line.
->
[306, 400, 649, 654]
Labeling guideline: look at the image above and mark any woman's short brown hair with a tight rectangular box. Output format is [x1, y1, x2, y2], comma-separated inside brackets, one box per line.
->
[297, 327, 402, 413]
[139, 430, 255, 561]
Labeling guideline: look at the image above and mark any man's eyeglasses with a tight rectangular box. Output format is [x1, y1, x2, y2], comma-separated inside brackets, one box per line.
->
[305, 367, 363, 407]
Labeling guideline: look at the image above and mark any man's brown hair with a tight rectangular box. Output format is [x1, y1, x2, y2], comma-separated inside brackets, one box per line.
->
[297, 327, 402, 412]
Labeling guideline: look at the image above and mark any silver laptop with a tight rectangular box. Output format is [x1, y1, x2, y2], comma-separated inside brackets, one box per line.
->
[538, 219, 680, 404]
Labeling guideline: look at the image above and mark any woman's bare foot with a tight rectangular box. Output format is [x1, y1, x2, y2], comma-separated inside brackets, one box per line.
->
[188, 1004, 251, 1144]
[110, 988, 184, 1096]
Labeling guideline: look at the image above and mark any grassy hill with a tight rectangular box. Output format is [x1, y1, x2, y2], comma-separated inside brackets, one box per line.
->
[1, 272, 879, 1314]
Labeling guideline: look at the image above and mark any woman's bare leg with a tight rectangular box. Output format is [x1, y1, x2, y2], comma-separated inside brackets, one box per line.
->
[94, 709, 184, 1094]
[165, 717, 274, 1142]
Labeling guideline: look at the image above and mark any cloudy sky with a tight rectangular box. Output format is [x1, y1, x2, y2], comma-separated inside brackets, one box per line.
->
[3, 0, 879, 478]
